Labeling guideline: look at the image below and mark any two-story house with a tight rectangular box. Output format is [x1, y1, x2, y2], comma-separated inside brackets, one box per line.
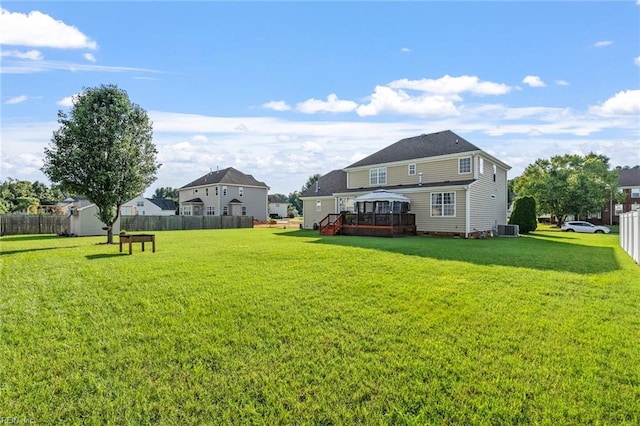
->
[300, 130, 511, 237]
[268, 194, 291, 219]
[179, 167, 269, 221]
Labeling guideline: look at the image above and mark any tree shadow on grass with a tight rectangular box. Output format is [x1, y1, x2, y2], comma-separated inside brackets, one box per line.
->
[283, 232, 619, 274]
[0, 246, 81, 256]
[85, 253, 126, 260]
[0, 235, 63, 242]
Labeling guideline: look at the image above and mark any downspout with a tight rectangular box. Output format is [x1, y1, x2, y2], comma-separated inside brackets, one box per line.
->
[465, 185, 471, 238]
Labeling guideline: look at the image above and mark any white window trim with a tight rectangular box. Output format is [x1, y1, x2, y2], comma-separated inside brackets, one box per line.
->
[430, 191, 456, 217]
[458, 157, 471, 174]
[369, 167, 387, 185]
[316, 200, 322, 212]
[408, 163, 416, 176]
[222, 186, 228, 196]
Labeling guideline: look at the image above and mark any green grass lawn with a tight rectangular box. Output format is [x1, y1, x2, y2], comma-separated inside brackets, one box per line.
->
[1, 227, 638, 424]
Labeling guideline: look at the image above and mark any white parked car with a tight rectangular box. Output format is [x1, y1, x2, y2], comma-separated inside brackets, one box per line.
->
[561, 221, 610, 234]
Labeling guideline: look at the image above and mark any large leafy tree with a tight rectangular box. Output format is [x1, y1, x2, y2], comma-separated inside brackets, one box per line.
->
[513, 153, 621, 224]
[153, 187, 179, 202]
[42, 84, 160, 243]
[0, 178, 65, 213]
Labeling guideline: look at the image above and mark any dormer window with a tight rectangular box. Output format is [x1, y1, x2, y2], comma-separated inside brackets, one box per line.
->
[370, 167, 387, 185]
[459, 157, 471, 174]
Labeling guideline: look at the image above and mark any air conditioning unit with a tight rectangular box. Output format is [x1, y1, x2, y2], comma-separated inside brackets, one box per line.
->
[497, 224, 519, 237]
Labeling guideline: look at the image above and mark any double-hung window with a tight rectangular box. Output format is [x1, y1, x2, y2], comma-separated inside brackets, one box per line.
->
[316, 200, 322, 212]
[431, 192, 456, 217]
[370, 167, 387, 185]
[206, 206, 215, 216]
[408, 164, 416, 176]
[632, 188, 640, 198]
[459, 157, 471, 174]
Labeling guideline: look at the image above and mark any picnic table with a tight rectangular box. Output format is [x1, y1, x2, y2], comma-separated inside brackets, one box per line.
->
[119, 234, 155, 255]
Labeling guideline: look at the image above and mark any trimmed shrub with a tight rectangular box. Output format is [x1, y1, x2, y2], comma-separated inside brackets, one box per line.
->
[509, 196, 538, 233]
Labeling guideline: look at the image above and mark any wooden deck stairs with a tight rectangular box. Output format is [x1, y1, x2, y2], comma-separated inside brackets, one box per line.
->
[319, 214, 343, 236]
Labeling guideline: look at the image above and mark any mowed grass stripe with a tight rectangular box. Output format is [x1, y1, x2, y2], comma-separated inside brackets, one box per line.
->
[1, 227, 638, 424]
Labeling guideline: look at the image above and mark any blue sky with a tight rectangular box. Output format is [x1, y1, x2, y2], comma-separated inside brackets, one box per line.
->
[1, 1, 639, 196]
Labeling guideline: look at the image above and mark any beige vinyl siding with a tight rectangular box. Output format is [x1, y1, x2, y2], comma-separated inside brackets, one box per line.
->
[469, 160, 509, 232]
[404, 189, 467, 234]
[347, 156, 473, 189]
[302, 197, 335, 229]
[348, 169, 372, 188]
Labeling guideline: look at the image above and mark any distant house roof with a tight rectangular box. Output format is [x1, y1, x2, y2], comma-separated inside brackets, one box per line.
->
[300, 170, 348, 198]
[147, 198, 177, 211]
[183, 198, 203, 203]
[346, 130, 482, 169]
[618, 168, 640, 187]
[268, 194, 288, 203]
[180, 167, 268, 189]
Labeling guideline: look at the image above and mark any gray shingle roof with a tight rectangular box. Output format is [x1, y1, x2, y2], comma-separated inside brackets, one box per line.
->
[147, 198, 177, 211]
[618, 168, 640, 187]
[346, 130, 480, 169]
[300, 170, 348, 197]
[180, 167, 268, 189]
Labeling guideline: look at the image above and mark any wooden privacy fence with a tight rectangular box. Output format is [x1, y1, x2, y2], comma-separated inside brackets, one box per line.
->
[0, 215, 254, 235]
[120, 215, 254, 231]
[619, 211, 639, 265]
[0, 214, 70, 235]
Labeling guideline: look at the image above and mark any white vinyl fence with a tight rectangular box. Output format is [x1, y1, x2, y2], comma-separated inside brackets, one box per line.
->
[619, 211, 639, 264]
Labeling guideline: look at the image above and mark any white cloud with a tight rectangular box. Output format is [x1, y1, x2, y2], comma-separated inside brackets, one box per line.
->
[83, 53, 96, 62]
[1, 49, 43, 60]
[589, 90, 640, 115]
[0, 8, 97, 49]
[593, 40, 613, 48]
[0, 60, 160, 75]
[400, 47, 411, 53]
[262, 100, 291, 111]
[522, 75, 546, 88]
[5, 95, 29, 105]
[635, 56, 640, 66]
[57, 94, 79, 107]
[296, 94, 358, 114]
[356, 86, 459, 117]
[389, 75, 512, 96]
[555, 80, 570, 86]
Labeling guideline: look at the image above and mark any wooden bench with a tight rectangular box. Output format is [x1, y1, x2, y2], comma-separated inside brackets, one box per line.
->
[119, 234, 155, 255]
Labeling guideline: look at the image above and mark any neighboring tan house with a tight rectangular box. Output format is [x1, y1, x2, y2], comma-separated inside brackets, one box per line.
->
[120, 196, 177, 216]
[268, 194, 290, 218]
[179, 167, 269, 221]
[300, 130, 511, 237]
[596, 168, 640, 226]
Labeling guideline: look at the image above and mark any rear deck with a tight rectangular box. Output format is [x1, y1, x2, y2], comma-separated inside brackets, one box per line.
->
[318, 213, 416, 237]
